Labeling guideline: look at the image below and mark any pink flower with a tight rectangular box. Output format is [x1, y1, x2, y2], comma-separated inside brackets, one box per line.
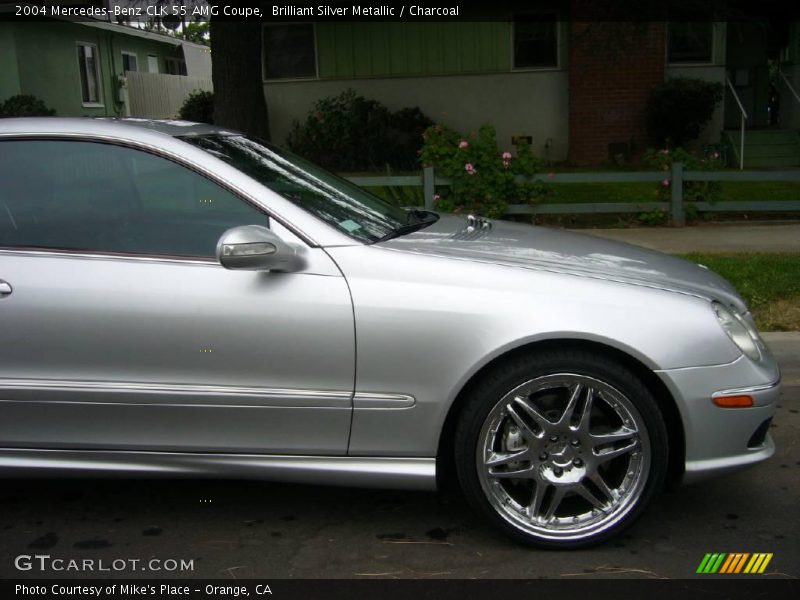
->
[661, 178, 670, 187]
[458, 140, 469, 150]
[712, 151, 720, 159]
[502, 151, 512, 160]
[465, 163, 476, 174]
[660, 149, 669, 155]
[433, 194, 441, 202]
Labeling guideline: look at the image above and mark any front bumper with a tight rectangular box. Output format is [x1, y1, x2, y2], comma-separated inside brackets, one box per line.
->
[657, 354, 780, 484]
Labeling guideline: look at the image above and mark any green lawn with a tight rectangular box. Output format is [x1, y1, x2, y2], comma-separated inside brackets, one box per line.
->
[678, 253, 800, 331]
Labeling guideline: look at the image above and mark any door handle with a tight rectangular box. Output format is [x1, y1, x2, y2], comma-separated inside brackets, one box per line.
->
[0, 281, 12, 296]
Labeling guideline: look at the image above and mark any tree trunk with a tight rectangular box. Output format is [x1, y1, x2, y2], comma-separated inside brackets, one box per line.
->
[210, 18, 271, 141]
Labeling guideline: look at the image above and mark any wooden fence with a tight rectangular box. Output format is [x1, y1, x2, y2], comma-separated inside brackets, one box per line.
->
[124, 72, 212, 120]
[345, 164, 800, 226]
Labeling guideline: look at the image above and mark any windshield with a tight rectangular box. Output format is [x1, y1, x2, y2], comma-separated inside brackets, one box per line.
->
[182, 134, 409, 243]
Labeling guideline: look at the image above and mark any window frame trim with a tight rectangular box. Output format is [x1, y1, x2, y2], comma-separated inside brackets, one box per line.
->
[76, 40, 105, 108]
[261, 22, 320, 82]
[121, 50, 139, 73]
[0, 134, 319, 264]
[510, 12, 561, 72]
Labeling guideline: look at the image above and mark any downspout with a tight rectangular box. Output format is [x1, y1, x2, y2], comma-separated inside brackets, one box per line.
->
[106, 31, 124, 116]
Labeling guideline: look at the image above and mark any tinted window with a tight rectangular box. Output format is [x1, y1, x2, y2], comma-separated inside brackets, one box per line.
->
[668, 22, 713, 63]
[263, 24, 316, 79]
[0, 140, 268, 257]
[184, 135, 407, 243]
[513, 15, 558, 69]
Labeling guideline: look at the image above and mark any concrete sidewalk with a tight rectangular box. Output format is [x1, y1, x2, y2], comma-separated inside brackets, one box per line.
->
[572, 222, 800, 253]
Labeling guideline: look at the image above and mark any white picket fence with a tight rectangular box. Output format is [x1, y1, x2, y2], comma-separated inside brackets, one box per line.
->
[124, 71, 212, 119]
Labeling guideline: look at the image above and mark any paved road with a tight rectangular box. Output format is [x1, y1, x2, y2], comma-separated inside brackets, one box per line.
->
[1, 340, 797, 580]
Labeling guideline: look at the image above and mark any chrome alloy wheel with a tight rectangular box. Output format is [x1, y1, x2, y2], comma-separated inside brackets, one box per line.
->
[476, 374, 651, 541]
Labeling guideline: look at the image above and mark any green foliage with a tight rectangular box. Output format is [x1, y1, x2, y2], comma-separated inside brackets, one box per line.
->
[419, 123, 550, 218]
[183, 21, 210, 46]
[178, 90, 214, 124]
[643, 147, 724, 219]
[0, 94, 56, 117]
[636, 208, 668, 226]
[646, 77, 723, 148]
[287, 89, 433, 171]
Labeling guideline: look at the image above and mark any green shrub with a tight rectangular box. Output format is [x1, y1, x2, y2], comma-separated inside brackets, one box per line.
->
[646, 77, 723, 148]
[643, 147, 724, 219]
[287, 89, 433, 171]
[419, 123, 551, 218]
[178, 90, 213, 124]
[0, 94, 56, 117]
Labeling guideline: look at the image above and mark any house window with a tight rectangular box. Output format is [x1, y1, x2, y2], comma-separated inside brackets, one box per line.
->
[77, 42, 103, 105]
[668, 22, 713, 63]
[513, 14, 558, 69]
[121, 52, 138, 72]
[165, 57, 188, 76]
[147, 55, 159, 73]
[263, 24, 316, 79]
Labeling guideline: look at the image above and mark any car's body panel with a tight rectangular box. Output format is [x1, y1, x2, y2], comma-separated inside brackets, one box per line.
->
[0, 118, 780, 492]
[0, 249, 355, 454]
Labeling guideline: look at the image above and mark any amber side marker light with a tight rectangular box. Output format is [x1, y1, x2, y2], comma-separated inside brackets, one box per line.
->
[713, 395, 754, 408]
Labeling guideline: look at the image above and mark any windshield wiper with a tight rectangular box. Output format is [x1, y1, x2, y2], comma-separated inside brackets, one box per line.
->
[375, 210, 439, 243]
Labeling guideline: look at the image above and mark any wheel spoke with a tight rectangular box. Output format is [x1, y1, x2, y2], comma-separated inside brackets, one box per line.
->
[509, 396, 550, 433]
[543, 487, 566, 521]
[587, 471, 616, 503]
[574, 482, 605, 510]
[487, 465, 534, 479]
[575, 387, 594, 433]
[594, 440, 638, 463]
[485, 449, 529, 468]
[591, 427, 637, 445]
[557, 383, 583, 426]
[527, 482, 547, 519]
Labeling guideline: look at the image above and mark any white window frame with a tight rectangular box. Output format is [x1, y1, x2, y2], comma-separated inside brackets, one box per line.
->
[121, 51, 139, 73]
[262, 22, 319, 82]
[511, 13, 561, 72]
[76, 41, 104, 108]
[147, 54, 159, 74]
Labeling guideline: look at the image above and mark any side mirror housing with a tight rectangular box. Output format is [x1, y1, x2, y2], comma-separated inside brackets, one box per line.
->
[216, 225, 305, 272]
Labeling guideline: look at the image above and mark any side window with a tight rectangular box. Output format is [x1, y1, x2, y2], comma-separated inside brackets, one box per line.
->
[0, 140, 268, 258]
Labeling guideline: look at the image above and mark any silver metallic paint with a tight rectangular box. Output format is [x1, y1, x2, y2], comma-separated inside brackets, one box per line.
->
[0, 118, 781, 487]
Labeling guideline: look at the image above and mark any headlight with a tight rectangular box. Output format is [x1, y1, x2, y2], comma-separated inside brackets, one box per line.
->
[712, 301, 762, 361]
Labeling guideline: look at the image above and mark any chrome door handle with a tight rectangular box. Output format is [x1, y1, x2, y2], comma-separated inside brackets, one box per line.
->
[0, 281, 12, 296]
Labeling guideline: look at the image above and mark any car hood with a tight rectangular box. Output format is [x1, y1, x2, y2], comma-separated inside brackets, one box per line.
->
[379, 214, 746, 309]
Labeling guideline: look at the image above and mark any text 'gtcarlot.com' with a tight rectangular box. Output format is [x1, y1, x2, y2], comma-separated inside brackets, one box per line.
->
[14, 554, 194, 573]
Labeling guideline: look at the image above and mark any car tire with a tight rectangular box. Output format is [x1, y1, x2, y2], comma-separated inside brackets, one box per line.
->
[454, 348, 669, 549]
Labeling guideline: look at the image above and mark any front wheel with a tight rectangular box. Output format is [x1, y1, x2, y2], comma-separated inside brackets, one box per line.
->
[454, 350, 668, 548]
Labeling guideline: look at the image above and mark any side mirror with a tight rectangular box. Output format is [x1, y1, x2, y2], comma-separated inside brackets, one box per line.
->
[216, 225, 305, 272]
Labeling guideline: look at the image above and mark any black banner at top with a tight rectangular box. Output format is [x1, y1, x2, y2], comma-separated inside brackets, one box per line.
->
[3, 0, 800, 22]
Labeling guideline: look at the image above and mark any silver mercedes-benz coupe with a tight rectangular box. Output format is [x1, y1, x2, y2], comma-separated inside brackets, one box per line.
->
[0, 118, 780, 547]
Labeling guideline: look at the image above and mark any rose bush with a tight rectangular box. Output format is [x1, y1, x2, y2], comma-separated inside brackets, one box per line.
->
[419, 123, 550, 218]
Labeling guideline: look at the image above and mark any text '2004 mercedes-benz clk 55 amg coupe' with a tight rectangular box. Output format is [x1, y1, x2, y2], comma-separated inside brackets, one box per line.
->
[0, 118, 780, 548]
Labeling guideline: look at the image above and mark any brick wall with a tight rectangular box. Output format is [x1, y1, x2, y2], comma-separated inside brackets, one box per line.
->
[568, 20, 666, 165]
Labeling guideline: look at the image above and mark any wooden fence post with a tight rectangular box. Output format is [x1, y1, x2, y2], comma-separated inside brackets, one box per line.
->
[423, 166, 435, 211]
[671, 162, 685, 227]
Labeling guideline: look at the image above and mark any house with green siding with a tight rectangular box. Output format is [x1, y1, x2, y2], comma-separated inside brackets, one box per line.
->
[0, 17, 210, 118]
[261, 16, 800, 166]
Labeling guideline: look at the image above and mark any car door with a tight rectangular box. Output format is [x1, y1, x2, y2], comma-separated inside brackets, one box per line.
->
[0, 138, 355, 455]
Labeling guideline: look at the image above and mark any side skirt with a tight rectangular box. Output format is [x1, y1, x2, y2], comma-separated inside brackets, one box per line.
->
[0, 449, 437, 490]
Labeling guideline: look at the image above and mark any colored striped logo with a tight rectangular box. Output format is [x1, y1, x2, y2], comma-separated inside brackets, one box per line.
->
[696, 553, 773, 574]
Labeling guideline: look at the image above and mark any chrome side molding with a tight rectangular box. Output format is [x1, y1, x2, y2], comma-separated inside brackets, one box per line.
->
[0, 449, 437, 490]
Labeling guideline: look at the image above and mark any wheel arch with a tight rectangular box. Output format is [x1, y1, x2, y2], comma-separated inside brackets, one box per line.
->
[435, 337, 685, 491]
